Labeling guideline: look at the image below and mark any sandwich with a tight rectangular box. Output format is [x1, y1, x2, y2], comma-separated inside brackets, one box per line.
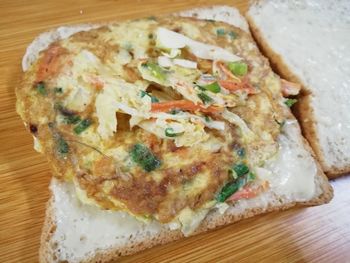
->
[16, 6, 333, 262]
[247, 0, 350, 178]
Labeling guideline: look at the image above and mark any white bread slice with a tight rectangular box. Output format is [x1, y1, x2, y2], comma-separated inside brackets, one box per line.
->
[247, 0, 350, 178]
[20, 6, 332, 262]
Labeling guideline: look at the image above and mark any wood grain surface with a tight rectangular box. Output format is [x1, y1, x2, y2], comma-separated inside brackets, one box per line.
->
[0, 1, 349, 262]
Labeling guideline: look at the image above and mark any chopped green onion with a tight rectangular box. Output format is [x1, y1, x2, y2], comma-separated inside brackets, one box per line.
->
[228, 62, 248, 76]
[57, 137, 69, 155]
[130, 143, 161, 172]
[54, 87, 63, 93]
[198, 92, 213, 104]
[36, 82, 47, 95]
[284, 98, 297, 107]
[216, 176, 245, 202]
[64, 115, 81, 124]
[165, 127, 183, 137]
[198, 82, 221, 93]
[236, 148, 245, 158]
[228, 31, 238, 39]
[140, 90, 159, 103]
[232, 163, 249, 177]
[216, 28, 225, 36]
[142, 62, 166, 81]
[205, 115, 211, 122]
[216, 171, 255, 202]
[74, 119, 92, 134]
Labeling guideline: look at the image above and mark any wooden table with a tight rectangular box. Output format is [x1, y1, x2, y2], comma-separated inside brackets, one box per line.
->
[0, 1, 349, 262]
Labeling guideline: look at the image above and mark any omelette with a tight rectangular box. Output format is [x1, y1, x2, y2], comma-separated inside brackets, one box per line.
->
[16, 16, 293, 234]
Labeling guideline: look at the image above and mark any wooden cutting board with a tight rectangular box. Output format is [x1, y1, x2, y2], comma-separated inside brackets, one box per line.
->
[1, 0, 349, 262]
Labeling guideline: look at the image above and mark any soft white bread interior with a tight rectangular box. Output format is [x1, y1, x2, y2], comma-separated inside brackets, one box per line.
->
[247, 0, 350, 177]
[20, 6, 333, 263]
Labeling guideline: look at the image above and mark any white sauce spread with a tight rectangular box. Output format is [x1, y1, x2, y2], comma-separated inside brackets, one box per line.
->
[51, 180, 161, 262]
[249, 0, 350, 169]
[256, 120, 316, 201]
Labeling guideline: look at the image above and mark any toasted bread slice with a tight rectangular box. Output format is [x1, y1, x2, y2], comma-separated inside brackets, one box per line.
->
[19, 6, 333, 262]
[247, 0, 350, 178]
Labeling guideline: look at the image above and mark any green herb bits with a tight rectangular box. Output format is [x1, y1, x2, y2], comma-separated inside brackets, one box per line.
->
[228, 62, 248, 76]
[36, 82, 47, 95]
[216, 28, 226, 36]
[130, 144, 161, 172]
[74, 119, 92, 134]
[284, 98, 297, 107]
[198, 92, 213, 104]
[165, 127, 183, 137]
[57, 136, 69, 155]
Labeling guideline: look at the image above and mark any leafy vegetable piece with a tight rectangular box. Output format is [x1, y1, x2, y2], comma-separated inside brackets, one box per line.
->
[36, 82, 47, 95]
[216, 171, 255, 202]
[142, 62, 166, 81]
[233, 163, 249, 177]
[198, 92, 213, 104]
[140, 90, 159, 103]
[64, 115, 81, 124]
[165, 127, 183, 137]
[284, 98, 297, 107]
[236, 148, 245, 158]
[228, 62, 248, 76]
[216, 28, 225, 36]
[228, 31, 237, 39]
[198, 82, 221, 93]
[148, 33, 153, 39]
[57, 137, 69, 155]
[130, 144, 161, 172]
[74, 119, 92, 134]
[54, 87, 63, 93]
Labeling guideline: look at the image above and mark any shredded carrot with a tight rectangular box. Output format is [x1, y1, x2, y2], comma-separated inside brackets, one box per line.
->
[219, 80, 243, 91]
[219, 79, 257, 94]
[151, 100, 223, 113]
[228, 186, 258, 202]
[36, 44, 67, 82]
[228, 181, 269, 202]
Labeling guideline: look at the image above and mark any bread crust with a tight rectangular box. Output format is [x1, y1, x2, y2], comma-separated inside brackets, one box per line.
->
[246, 14, 350, 178]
